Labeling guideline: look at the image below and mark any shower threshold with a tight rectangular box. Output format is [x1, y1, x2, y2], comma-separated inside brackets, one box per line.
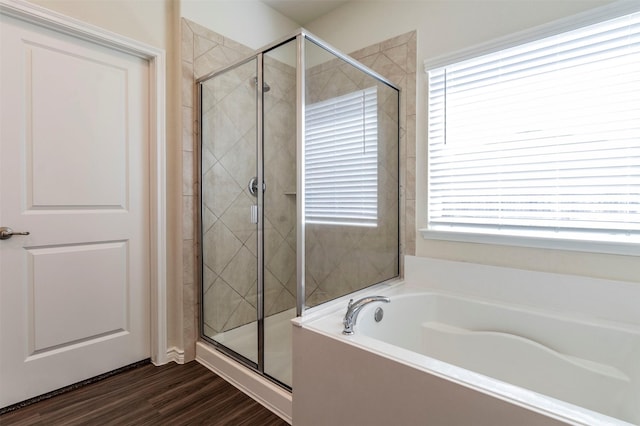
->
[207, 308, 295, 387]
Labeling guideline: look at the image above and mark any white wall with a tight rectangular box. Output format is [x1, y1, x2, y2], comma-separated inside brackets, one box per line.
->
[306, 0, 639, 284]
[180, 0, 299, 50]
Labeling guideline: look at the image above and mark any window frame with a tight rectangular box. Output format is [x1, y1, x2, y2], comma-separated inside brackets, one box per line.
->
[420, 1, 640, 256]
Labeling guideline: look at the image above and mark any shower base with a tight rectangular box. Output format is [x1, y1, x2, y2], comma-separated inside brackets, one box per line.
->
[196, 309, 295, 423]
[210, 308, 294, 386]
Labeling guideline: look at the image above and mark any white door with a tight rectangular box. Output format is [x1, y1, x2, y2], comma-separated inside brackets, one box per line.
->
[0, 13, 150, 408]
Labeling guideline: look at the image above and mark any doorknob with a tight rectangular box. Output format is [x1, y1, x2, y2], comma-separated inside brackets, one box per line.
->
[0, 227, 30, 240]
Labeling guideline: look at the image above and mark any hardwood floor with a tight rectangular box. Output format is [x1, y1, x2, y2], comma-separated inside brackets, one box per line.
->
[0, 361, 289, 425]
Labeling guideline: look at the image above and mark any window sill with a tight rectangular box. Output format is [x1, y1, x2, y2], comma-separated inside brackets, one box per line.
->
[419, 228, 640, 256]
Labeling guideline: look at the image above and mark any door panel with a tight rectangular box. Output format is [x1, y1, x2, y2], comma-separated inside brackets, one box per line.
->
[28, 242, 128, 353]
[0, 14, 150, 407]
[28, 43, 128, 209]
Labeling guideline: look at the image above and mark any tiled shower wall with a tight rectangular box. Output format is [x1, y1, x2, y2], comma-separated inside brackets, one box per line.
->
[349, 31, 417, 258]
[304, 52, 400, 306]
[304, 31, 418, 306]
[182, 18, 416, 359]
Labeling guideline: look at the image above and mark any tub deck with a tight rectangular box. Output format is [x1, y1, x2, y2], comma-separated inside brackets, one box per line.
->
[293, 256, 640, 426]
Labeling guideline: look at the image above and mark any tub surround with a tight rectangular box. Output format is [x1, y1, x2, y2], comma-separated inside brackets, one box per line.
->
[293, 256, 640, 425]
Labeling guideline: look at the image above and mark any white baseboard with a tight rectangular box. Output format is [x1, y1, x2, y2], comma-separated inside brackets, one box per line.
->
[196, 341, 292, 424]
[163, 346, 185, 365]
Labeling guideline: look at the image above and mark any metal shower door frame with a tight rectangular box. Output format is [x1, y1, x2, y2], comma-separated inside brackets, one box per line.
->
[196, 29, 400, 390]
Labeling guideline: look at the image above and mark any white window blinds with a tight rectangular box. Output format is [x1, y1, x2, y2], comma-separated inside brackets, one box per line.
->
[305, 87, 378, 226]
[427, 11, 640, 242]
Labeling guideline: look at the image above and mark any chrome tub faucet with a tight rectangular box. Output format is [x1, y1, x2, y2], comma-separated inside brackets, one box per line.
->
[342, 296, 390, 335]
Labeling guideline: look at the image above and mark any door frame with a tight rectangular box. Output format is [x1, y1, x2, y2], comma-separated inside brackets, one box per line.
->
[0, 0, 168, 365]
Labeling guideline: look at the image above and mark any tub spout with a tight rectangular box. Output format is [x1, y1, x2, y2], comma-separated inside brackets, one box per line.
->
[342, 296, 390, 335]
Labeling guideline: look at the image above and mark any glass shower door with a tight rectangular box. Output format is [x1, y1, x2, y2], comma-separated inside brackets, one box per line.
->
[200, 58, 259, 365]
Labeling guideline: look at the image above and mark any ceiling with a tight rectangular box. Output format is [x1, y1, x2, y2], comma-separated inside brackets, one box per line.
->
[260, 0, 350, 25]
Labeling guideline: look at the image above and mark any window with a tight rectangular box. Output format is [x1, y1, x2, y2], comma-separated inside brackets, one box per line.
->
[426, 9, 640, 248]
[305, 87, 378, 226]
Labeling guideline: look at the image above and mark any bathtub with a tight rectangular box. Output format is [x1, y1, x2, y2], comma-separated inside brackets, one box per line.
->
[292, 257, 640, 426]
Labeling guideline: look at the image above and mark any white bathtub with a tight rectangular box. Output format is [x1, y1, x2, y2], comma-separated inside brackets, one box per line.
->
[292, 257, 640, 426]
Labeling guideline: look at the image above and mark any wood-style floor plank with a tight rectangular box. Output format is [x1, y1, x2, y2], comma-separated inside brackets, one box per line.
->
[0, 361, 288, 426]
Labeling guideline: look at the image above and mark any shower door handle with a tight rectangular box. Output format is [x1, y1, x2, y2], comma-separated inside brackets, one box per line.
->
[248, 177, 258, 197]
[250, 205, 258, 224]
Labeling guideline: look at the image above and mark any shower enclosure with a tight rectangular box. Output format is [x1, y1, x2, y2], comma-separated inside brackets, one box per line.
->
[197, 30, 399, 388]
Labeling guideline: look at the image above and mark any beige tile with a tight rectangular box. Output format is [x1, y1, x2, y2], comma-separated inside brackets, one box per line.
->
[250, 269, 283, 310]
[202, 105, 244, 161]
[218, 84, 256, 137]
[306, 69, 333, 103]
[284, 224, 296, 251]
[305, 287, 330, 308]
[182, 61, 194, 108]
[202, 264, 218, 293]
[371, 53, 405, 86]
[407, 35, 417, 74]
[356, 53, 379, 70]
[350, 43, 380, 60]
[406, 74, 416, 116]
[202, 277, 242, 331]
[182, 282, 196, 329]
[223, 36, 253, 56]
[195, 34, 218, 58]
[220, 246, 257, 297]
[220, 191, 256, 244]
[406, 198, 415, 232]
[315, 69, 359, 101]
[183, 151, 194, 196]
[183, 239, 195, 285]
[407, 114, 416, 158]
[267, 288, 295, 316]
[185, 18, 224, 45]
[264, 217, 284, 261]
[202, 161, 242, 217]
[245, 230, 257, 257]
[182, 106, 193, 152]
[194, 46, 230, 79]
[267, 239, 296, 285]
[224, 300, 257, 331]
[303, 271, 317, 297]
[201, 147, 216, 176]
[202, 220, 242, 276]
[382, 43, 408, 72]
[305, 239, 338, 286]
[340, 61, 369, 89]
[406, 156, 416, 201]
[181, 20, 194, 64]
[406, 229, 416, 256]
[399, 153, 406, 194]
[399, 129, 406, 176]
[285, 273, 297, 301]
[265, 187, 295, 238]
[380, 31, 414, 51]
[183, 195, 194, 240]
[203, 323, 216, 337]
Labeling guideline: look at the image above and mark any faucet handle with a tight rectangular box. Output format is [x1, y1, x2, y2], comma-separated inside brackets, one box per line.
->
[347, 298, 354, 309]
